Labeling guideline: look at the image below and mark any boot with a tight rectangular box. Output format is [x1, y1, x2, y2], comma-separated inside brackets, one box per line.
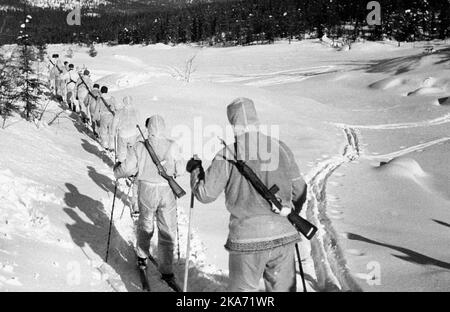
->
[161, 273, 182, 292]
[137, 257, 147, 269]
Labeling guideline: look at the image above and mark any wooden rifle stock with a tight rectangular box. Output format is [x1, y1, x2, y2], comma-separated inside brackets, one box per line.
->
[137, 125, 186, 199]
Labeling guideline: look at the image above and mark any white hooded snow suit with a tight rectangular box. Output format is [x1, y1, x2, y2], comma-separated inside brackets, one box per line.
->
[114, 115, 182, 275]
[97, 94, 117, 150]
[111, 96, 140, 162]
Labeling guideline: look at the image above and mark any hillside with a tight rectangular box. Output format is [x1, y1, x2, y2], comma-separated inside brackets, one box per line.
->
[1, 39, 449, 292]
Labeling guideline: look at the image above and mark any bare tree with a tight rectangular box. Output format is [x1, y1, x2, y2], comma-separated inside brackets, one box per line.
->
[169, 54, 198, 83]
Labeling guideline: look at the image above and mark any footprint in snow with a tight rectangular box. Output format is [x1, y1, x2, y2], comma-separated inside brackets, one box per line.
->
[328, 195, 339, 202]
[0, 263, 14, 273]
[346, 249, 365, 257]
[0, 275, 22, 287]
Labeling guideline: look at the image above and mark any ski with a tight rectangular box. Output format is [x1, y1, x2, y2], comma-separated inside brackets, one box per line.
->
[148, 255, 183, 292]
[138, 264, 151, 292]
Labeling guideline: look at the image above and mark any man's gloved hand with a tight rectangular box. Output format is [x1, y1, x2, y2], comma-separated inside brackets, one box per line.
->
[186, 156, 202, 173]
[187, 155, 205, 185]
[271, 197, 292, 217]
[272, 205, 292, 217]
[113, 162, 122, 171]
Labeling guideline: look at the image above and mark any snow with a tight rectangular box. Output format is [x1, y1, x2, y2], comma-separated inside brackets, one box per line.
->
[1, 39, 449, 291]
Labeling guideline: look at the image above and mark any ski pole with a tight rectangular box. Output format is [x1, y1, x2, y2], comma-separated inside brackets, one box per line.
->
[176, 206, 181, 262]
[120, 178, 135, 219]
[105, 134, 119, 263]
[183, 192, 195, 292]
[105, 182, 118, 263]
[295, 243, 307, 293]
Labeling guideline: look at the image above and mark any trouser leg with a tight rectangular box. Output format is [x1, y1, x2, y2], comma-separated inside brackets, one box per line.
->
[135, 183, 157, 259]
[99, 114, 113, 149]
[131, 181, 138, 213]
[66, 90, 74, 110]
[155, 186, 177, 275]
[108, 122, 116, 151]
[116, 135, 127, 163]
[61, 83, 67, 104]
[228, 251, 266, 292]
[263, 244, 296, 292]
[54, 78, 59, 96]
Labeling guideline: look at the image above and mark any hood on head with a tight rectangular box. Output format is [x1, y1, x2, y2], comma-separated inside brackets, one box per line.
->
[123, 96, 132, 107]
[115, 95, 132, 111]
[147, 115, 166, 137]
[227, 97, 259, 133]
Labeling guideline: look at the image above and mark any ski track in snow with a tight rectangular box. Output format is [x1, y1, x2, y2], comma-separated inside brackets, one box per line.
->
[206, 66, 339, 87]
[332, 113, 450, 130]
[305, 127, 363, 292]
[309, 121, 449, 291]
[364, 137, 450, 161]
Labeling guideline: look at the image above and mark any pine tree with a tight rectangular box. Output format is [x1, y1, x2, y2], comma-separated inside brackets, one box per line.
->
[88, 43, 98, 57]
[0, 52, 19, 129]
[15, 15, 41, 121]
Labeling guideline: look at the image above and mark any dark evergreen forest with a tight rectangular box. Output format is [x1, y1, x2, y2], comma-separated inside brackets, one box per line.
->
[0, 0, 448, 46]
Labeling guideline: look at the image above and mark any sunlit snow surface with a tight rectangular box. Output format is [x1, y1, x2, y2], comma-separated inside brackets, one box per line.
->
[0, 39, 449, 291]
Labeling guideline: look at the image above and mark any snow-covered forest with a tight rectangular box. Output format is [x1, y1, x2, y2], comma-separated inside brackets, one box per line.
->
[0, 0, 449, 45]
[0, 0, 449, 294]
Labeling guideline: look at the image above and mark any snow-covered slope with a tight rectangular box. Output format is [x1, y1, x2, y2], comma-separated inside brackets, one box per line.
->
[1, 39, 449, 291]
[0, 100, 224, 292]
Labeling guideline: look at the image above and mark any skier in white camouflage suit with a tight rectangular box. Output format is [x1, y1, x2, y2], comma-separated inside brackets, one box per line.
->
[66, 64, 78, 112]
[97, 86, 117, 152]
[48, 54, 57, 92]
[85, 83, 101, 136]
[186, 97, 308, 292]
[76, 69, 93, 123]
[111, 95, 140, 214]
[113, 115, 182, 288]
[51, 54, 65, 101]
[111, 96, 140, 162]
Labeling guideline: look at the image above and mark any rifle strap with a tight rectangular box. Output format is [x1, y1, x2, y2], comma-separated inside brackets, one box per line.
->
[67, 79, 76, 86]
[55, 64, 63, 74]
[78, 74, 98, 100]
[101, 96, 115, 116]
[144, 139, 163, 176]
[222, 139, 276, 209]
[48, 58, 62, 74]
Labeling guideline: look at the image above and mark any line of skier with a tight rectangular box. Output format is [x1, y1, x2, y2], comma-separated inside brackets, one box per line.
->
[48, 53, 310, 293]
[48, 53, 182, 290]
[48, 53, 136, 156]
